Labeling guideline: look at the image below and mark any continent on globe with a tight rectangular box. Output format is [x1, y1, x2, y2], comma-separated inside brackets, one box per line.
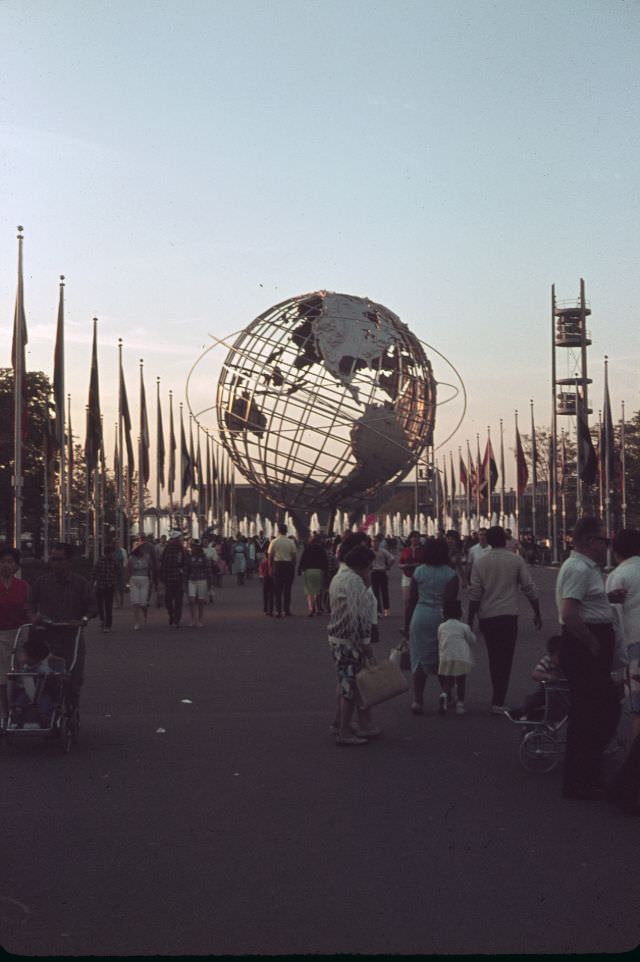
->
[311, 293, 399, 399]
[336, 404, 412, 502]
[224, 390, 267, 438]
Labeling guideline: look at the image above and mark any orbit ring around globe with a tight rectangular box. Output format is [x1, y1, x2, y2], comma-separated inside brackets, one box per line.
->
[186, 291, 466, 513]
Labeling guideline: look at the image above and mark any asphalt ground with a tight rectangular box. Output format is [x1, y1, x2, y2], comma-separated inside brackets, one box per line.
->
[1, 564, 639, 957]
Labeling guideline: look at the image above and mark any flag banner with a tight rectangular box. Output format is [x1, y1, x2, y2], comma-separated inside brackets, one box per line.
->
[449, 451, 456, 502]
[559, 431, 567, 492]
[206, 434, 212, 517]
[181, 410, 193, 498]
[459, 454, 468, 493]
[114, 429, 120, 482]
[189, 417, 197, 489]
[53, 279, 65, 451]
[157, 389, 165, 489]
[120, 360, 135, 471]
[578, 412, 597, 485]
[482, 437, 499, 492]
[168, 397, 176, 497]
[12, 236, 28, 443]
[67, 407, 74, 482]
[140, 367, 150, 486]
[85, 319, 102, 479]
[196, 429, 205, 515]
[602, 375, 617, 488]
[43, 403, 57, 484]
[516, 426, 529, 495]
[471, 441, 486, 500]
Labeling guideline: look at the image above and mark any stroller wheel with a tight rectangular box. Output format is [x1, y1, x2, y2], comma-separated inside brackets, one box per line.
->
[519, 729, 559, 773]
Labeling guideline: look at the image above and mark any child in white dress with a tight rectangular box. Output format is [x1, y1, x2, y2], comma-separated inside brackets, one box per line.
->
[437, 599, 476, 716]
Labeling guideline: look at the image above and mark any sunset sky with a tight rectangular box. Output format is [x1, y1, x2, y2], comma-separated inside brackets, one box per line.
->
[1, 0, 638, 488]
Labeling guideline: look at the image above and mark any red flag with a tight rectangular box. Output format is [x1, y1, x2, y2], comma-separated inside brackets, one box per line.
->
[459, 454, 468, 493]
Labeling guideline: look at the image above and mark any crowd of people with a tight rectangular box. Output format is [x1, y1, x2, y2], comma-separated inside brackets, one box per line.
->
[1, 517, 640, 816]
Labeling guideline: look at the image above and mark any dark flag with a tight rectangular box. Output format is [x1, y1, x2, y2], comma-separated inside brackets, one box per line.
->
[12, 228, 28, 443]
[449, 451, 456, 503]
[84, 318, 102, 480]
[602, 370, 617, 488]
[168, 394, 176, 497]
[459, 453, 468, 493]
[196, 429, 205, 516]
[206, 432, 212, 518]
[53, 276, 65, 451]
[181, 409, 193, 498]
[578, 411, 597, 485]
[67, 401, 74, 483]
[114, 427, 120, 483]
[157, 386, 165, 489]
[516, 425, 529, 496]
[139, 364, 150, 486]
[119, 357, 135, 471]
[189, 416, 197, 490]
[482, 437, 499, 492]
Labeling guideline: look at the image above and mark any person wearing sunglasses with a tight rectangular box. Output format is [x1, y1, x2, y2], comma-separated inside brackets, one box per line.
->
[555, 517, 620, 802]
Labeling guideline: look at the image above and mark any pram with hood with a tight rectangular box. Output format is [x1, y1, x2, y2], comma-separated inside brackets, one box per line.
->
[4, 622, 82, 753]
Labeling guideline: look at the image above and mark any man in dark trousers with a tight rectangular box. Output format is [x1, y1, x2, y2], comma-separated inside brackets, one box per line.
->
[468, 525, 542, 713]
[268, 524, 297, 617]
[555, 516, 621, 801]
[160, 531, 187, 628]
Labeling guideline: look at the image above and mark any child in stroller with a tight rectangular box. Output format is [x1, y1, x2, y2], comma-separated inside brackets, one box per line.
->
[518, 635, 567, 723]
[9, 635, 67, 729]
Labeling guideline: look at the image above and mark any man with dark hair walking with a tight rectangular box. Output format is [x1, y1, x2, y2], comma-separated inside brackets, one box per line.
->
[468, 525, 542, 714]
[555, 516, 620, 802]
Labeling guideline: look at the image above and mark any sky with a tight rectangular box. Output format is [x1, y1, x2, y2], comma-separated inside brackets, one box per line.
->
[1, 0, 639, 490]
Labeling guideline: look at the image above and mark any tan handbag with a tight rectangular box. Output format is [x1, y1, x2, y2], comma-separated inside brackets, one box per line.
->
[356, 657, 410, 709]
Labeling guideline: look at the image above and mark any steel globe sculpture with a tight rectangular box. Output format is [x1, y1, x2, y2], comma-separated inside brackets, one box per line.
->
[214, 291, 437, 513]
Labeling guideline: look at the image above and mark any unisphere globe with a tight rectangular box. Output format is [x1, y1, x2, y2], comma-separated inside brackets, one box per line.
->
[216, 291, 436, 512]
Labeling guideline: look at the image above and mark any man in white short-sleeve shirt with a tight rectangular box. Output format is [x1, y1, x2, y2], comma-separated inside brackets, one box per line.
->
[555, 517, 620, 803]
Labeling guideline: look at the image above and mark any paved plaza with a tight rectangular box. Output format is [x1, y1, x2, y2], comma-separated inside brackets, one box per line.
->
[1, 565, 639, 956]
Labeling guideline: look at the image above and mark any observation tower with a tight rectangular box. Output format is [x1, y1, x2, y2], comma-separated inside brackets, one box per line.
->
[550, 278, 592, 561]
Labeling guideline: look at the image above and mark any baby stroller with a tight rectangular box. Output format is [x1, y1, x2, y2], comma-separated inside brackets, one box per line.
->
[504, 682, 571, 773]
[4, 623, 82, 753]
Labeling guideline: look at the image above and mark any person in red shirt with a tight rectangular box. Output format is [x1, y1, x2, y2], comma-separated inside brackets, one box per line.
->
[0, 546, 30, 724]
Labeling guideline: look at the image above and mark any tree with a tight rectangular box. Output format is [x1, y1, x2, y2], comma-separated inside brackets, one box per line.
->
[0, 368, 56, 548]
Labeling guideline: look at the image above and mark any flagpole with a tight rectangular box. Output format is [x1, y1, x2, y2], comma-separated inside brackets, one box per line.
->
[168, 390, 175, 530]
[117, 339, 125, 547]
[56, 275, 66, 541]
[621, 401, 627, 528]
[156, 377, 161, 540]
[530, 399, 537, 544]
[475, 434, 481, 522]
[604, 356, 611, 546]
[486, 426, 493, 523]
[499, 419, 505, 525]
[597, 409, 604, 520]
[43, 428, 49, 561]
[180, 402, 185, 529]
[84, 405, 90, 558]
[466, 441, 472, 524]
[514, 411, 520, 539]
[12, 226, 25, 551]
[67, 393, 73, 541]
[550, 283, 559, 564]
[560, 428, 567, 550]
[139, 360, 145, 538]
